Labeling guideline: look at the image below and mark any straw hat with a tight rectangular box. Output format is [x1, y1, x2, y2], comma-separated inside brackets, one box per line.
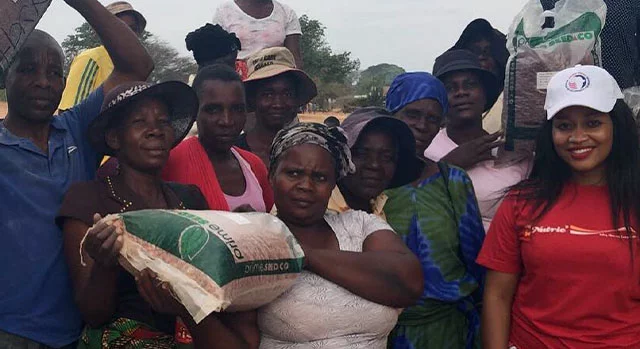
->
[244, 47, 317, 106]
[88, 81, 198, 156]
[105, 1, 147, 32]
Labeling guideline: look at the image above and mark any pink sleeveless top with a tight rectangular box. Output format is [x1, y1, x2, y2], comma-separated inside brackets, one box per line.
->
[224, 148, 267, 212]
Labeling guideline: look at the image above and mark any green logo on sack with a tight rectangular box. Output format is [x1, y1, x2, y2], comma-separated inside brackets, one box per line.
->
[179, 225, 210, 261]
[513, 12, 603, 50]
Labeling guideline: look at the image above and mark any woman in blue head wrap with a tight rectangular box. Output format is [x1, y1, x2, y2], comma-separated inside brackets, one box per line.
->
[384, 72, 486, 349]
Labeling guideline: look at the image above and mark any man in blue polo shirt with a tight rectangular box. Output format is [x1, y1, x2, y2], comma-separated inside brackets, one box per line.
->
[0, 0, 153, 347]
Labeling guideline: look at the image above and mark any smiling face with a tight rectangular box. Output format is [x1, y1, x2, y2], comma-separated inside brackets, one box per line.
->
[551, 106, 613, 183]
[252, 75, 299, 132]
[196, 79, 246, 153]
[270, 143, 336, 226]
[442, 71, 487, 125]
[4, 31, 65, 123]
[107, 97, 175, 173]
[341, 128, 398, 201]
[394, 99, 444, 155]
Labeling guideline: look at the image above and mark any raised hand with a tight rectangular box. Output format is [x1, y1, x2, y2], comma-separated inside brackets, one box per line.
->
[441, 132, 504, 169]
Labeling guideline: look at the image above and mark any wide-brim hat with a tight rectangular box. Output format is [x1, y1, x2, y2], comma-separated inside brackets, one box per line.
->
[433, 49, 501, 112]
[88, 81, 198, 156]
[106, 1, 147, 32]
[341, 107, 422, 188]
[244, 47, 317, 106]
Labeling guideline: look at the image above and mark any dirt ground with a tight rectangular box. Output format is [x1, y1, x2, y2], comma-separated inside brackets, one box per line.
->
[0, 101, 346, 124]
[299, 111, 347, 124]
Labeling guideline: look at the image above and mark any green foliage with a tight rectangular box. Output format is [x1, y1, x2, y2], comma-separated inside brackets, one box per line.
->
[299, 14, 360, 85]
[61, 22, 101, 72]
[61, 22, 195, 83]
[299, 14, 360, 110]
[145, 36, 197, 83]
[356, 63, 405, 95]
[0, 89, 5, 102]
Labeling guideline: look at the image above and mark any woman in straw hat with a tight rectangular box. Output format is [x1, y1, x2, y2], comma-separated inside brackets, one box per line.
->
[57, 81, 255, 348]
[478, 65, 640, 348]
[236, 47, 317, 167]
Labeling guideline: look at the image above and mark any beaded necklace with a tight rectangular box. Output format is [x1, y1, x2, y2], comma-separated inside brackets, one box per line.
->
[106, 176, 186, 213]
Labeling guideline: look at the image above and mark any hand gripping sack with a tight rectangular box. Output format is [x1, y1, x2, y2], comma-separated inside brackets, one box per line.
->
[100, 210, 305, 323]
[498, 0, 607, 164]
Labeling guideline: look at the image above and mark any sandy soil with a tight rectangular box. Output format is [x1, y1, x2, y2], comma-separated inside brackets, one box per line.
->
[299, 111, 347, 124]
[0, 101, 347, 126]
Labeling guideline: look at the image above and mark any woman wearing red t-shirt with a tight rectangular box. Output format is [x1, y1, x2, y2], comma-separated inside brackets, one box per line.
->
[478, 65, 640, 349]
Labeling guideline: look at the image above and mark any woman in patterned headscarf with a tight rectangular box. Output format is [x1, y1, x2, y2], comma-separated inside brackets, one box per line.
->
[252, 122, 423, 348]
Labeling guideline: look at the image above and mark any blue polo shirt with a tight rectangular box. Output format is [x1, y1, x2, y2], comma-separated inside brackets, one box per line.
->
[0, 87, 104, 347]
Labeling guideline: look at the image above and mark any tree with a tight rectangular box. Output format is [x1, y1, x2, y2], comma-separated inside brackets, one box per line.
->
[61, 23, 195, 83]
[356, 63, 405, 95]
[61, 22, 101, 72]
[299, 15, 359, 110]
[145, 36, 197, 83]
[299, 15, 359, 85]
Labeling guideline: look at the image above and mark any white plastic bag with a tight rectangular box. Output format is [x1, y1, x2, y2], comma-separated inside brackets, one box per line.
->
[497, 0, 607, 164]
[623, 87, 640, 119]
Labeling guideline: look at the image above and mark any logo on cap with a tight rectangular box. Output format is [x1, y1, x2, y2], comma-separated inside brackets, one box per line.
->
[565, 73, 590, 92]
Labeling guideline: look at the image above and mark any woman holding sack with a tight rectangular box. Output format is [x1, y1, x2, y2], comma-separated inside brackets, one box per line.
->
[57, 81, 257, 348]
[479, 65, 640, 348]
[256, 123, 423, 348]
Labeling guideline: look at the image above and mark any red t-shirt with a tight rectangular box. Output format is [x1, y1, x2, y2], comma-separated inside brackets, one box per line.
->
[477, 183, 640, 349]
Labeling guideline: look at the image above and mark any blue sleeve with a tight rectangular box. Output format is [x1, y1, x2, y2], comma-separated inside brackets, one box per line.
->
[452, 168, 487, 293]
[58, 86, 105, 174]
[60, 86, 105, 136]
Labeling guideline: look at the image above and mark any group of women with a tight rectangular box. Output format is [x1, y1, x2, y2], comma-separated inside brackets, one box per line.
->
[52, 13, 640, 349]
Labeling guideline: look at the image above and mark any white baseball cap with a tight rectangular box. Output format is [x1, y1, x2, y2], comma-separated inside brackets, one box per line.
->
[544, 65, 624, 120]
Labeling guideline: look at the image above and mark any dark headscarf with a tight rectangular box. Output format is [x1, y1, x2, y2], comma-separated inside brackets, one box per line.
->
[185, 24, 241, 67]
[386, 72, 449, 115]
[270, 123, 355, 180]
[451, 18, 508, 87]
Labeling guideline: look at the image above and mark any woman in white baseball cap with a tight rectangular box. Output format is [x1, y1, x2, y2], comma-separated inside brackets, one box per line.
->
[477, 65, 640, 348]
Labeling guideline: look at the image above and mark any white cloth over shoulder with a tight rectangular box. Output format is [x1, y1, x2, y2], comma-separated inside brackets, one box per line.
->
[213, 0, 302, 60]
[258, 210, 402, 349]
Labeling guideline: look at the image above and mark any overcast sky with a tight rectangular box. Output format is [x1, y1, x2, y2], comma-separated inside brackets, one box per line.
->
[38, 0, 529, 72]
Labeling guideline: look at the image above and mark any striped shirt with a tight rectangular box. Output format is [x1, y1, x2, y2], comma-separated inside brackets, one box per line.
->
[59, 45, 113, 110]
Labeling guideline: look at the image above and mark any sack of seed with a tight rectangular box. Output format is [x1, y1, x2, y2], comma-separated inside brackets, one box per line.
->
[101, 209, 304, 323]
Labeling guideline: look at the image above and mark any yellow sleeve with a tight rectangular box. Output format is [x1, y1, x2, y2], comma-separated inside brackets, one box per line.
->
[59, 54, 100, 110]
